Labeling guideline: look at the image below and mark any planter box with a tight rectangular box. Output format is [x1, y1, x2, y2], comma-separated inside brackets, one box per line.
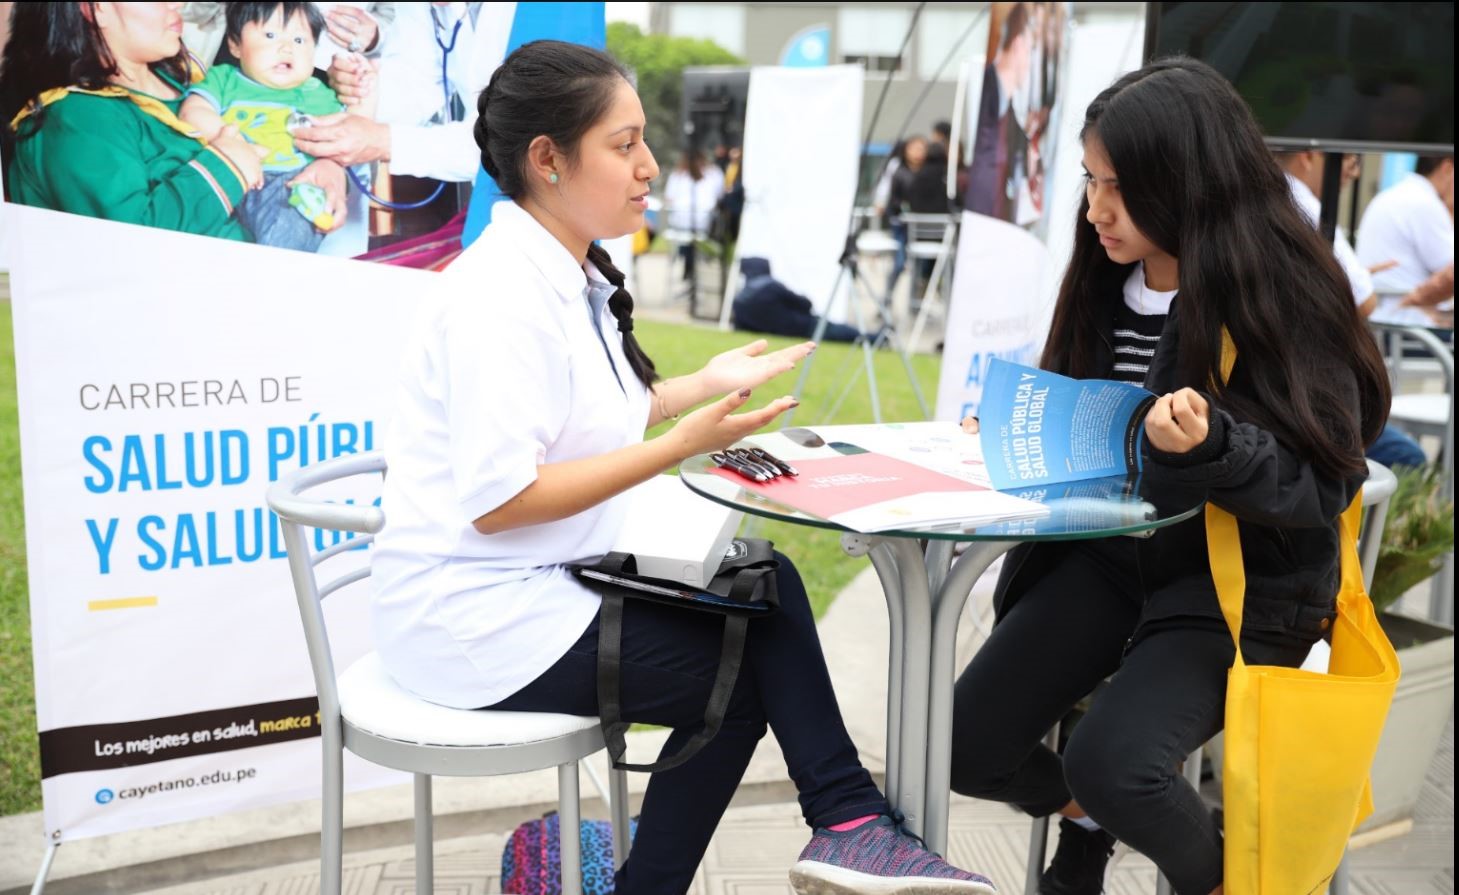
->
[1359, 612, 1455, 831]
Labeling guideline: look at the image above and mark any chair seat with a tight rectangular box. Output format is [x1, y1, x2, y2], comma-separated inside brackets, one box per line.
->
[339, 652, 600, 747]
[906, 243, 948, 259]
[1390, 393, 1451, 428]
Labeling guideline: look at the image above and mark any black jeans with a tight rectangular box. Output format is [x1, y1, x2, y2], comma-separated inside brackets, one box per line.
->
[488, 553, 887, 895]
[949, 540, 1312, 895]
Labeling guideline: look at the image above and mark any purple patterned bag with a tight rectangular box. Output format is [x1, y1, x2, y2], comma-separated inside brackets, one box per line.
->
[500, 812, 636, 895]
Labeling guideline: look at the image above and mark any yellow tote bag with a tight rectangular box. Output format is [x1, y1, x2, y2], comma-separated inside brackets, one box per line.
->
[1207, 334, 1402, 894]
[1208, 335, 1400, 893]
[1210, 500, 1400, 893]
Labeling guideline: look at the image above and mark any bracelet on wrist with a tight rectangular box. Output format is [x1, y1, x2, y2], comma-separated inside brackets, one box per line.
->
[655, 387, 679, 421]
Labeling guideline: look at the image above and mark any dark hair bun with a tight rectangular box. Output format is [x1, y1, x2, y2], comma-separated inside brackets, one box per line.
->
[473, 88, 500, 179]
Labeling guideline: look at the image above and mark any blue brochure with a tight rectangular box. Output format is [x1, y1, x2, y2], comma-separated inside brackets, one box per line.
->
[977, 359, 1158, 490]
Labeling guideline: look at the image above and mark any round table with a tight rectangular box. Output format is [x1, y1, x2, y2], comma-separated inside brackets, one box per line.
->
[680, 449, 1205, 855]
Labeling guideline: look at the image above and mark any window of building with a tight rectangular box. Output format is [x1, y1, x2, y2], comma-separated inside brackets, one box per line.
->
[917, 8, 989, 82]
[668, 4, 746, 58]
[838, 7, 913, 75]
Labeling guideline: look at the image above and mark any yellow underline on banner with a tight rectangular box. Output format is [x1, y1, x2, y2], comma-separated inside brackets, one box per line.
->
[88, 597, 159, 611]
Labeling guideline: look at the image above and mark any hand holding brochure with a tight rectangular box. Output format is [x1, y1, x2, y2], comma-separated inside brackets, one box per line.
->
[976, 359, 1157, 490]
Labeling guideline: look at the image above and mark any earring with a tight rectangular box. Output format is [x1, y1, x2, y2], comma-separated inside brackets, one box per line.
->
[548, 173, 559, 184]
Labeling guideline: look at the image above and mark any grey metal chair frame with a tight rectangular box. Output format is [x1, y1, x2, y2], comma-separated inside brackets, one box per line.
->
[267, 450, 631, 895]
[1374, 321, 1454, 625]
[1022, 460, 1399, 895]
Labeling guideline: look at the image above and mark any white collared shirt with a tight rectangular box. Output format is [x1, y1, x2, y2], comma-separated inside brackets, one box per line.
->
[372, 200, 651, 708]
[1285, 173, 1373, 305]
[1357, 173, 1454, 295]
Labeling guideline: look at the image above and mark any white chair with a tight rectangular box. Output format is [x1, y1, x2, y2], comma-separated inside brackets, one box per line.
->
[266, 451, 631, 895]
[1023, 461, 1399, 895]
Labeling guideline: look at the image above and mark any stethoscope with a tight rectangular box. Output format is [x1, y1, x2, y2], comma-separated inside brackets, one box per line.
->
[335, 9, 466, 210]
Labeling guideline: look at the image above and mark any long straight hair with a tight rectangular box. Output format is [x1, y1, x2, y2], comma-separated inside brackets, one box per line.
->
[1042, 57, 1389, 479]
[473, 39, 657, 388]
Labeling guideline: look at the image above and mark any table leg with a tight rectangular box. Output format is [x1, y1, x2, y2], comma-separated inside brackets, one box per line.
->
[925, 540, 1018, 856]
[847, 533, 906, 807]
[886, 537, 936, 839]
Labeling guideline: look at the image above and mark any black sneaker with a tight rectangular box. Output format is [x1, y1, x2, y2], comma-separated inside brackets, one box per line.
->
[1038, 817, 1117, 895]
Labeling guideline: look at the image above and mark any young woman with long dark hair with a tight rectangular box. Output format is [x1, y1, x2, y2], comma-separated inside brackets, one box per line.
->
[372, 40, 997, 895]
[949, 58, 1390, 895]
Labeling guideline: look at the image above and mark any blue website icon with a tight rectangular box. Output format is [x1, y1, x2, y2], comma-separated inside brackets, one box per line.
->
[94, 788, 114, 805]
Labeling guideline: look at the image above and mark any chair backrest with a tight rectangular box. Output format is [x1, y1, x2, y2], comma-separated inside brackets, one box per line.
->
[1359, 459, 1399, 585]
[900, 212, 956, 245]
[266, 451, 388, 724]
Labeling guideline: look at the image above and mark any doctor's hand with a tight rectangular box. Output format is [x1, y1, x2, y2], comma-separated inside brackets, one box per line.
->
[667, 389, 799, 460]
[1145, 388, 1210, 455]
[293, 113, 391, 167]
[698, 339, 815, 396]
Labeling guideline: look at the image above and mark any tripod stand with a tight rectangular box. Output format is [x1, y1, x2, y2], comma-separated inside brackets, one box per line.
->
[778, 2, 988, 427]
[783, 223, 931, 426]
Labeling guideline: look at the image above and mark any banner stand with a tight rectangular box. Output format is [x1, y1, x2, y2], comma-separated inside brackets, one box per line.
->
[29, 843, 58, 895]
[787, 231, 931, 424]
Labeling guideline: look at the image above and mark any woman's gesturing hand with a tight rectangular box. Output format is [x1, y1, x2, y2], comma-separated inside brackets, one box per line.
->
[1145, 388, 1210, 454]
[668, 389, 799, 460]
[699, 339, 815, 396]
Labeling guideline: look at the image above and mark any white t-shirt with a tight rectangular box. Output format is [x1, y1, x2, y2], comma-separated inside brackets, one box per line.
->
[1285, 173, 1373, 305]
[663, 167, 725, 234]
[1122, 262, 1178, 316]
[371, 200, 652, 708]
[1356, 173, 1454, 295]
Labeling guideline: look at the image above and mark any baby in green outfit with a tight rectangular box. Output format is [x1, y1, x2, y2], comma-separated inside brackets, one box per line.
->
[181, 2, 374, 250]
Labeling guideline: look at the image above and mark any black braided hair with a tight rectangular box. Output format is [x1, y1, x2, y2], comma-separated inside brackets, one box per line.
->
[587, 243, 658, 388]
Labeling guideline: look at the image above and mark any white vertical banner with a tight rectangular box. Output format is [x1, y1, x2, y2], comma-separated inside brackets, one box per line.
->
[735, 65, 863, 323]
[11, 206, 430, 842]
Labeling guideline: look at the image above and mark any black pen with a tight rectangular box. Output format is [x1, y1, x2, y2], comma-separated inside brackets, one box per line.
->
[749, 447, 799, 476]
[710, 452, 770, 482]
[729, 447, 781, 479]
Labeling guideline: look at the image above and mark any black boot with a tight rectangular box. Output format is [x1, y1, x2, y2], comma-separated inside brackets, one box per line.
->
[1039, 817, 1117, 895]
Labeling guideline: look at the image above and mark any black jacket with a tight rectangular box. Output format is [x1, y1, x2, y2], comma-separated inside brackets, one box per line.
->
[991, 292, 1367, 642]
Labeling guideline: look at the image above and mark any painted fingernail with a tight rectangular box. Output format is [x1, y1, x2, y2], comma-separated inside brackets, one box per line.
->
[739, 388, 752, 398]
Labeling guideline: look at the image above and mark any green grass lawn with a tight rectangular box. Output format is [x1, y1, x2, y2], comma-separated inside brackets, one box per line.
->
[0, 297, 39, 817]
[0, 299, 938, 817]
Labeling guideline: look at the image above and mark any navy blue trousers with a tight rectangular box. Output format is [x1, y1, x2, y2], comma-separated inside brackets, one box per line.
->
[488, 553, 887, 895]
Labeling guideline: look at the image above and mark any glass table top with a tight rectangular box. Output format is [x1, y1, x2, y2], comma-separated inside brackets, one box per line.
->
[680, 451, 1206, 543]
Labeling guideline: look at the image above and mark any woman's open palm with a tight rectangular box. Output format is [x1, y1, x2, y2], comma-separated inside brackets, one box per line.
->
[699, 339, 815, 395]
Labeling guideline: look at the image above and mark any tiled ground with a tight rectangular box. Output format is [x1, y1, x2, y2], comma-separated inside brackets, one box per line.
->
[144, 722, 1453, 895]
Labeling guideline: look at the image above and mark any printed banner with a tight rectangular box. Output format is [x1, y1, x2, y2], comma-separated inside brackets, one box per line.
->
[1, 1, 613, 844]
[9, 206, 430, 842]
[936, 2, 1073, 423]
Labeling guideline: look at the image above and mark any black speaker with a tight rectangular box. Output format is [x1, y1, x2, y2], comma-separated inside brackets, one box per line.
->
[680, 68, 751, 156]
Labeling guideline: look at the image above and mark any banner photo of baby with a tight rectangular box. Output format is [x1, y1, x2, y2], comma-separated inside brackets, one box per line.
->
[0, 1, 530, 269]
